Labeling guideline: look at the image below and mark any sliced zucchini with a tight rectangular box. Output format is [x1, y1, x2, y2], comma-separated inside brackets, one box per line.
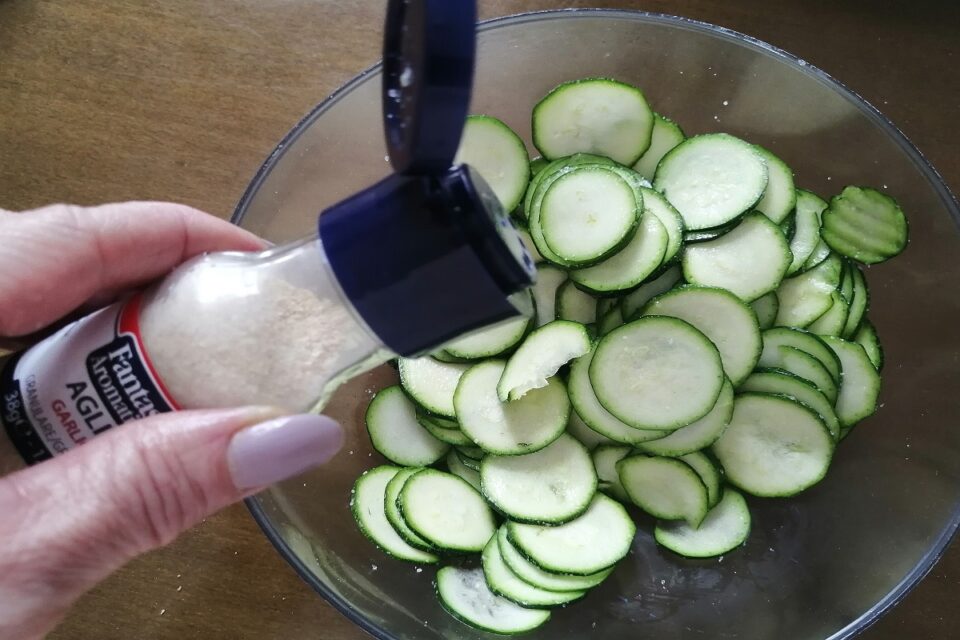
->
[590, 316, 725, 430]
[455, 360, 569, 455]
[640, 187, 685, 264]
[351, 466, 439, 563]
[481, 434, 597, 524]
[456, 449, 482, 472]
[643, 285, 762, 386]
[568, 348, 671, 442]
[633, 113, 685, 180]
[556, 280, 597, 325]
[540, 166, 641, 265]
[533, 78, 655, 165]
[765, 345, 839, 404]
[399, 469, 496, 552]
[592, 443, 632, 502]
[365, 386, 449, 466]
[779, 210, 797, 242]
[753, 146, 796, 224]
[682, 212, 792, 302]
[807, 290, 849, 337]
[507, 493, 636, 575]
[841, 264, 869, 339]
[774, 253, 843, 328]
[454, 115, 531, 212]
[384, 467, 436, 552]
[740, 369, 841, 440]
[712, 394, 834, 497]
[497, 320, 592, 401]
[683, 219, 739, 244]
[419, 416, 474, 446]
[620, 264, 683, 321]
[680, 451, 722, 508]
[437, 566, 550, 634]
[821, 337, 882, 430]
[787, 189, 828, 275]
[398, 357, 469, 418]
[821, 186, 909, 264]
[637, 379, 734, 457]
[759, 327, 842, 383]
[531, 263, 567, 327]
[446, 449, 482, 491]
[443, 314, 531, 360]
[617, 455, 709, 526]
[596, 295, 620, 322]
[569, 212, 668, 294]
[457, 444, 486, 459]
[496, 527, 612, 592]
[653, 133, 768, 230]
[655, 488, 751, 558]
[853, 319, 884, 370]
[566, 410, 614, 449]
[481, 536, 585, 607]
[750, 291, 780, 330]
[597, 305, 625, 336]
[803, 238, 832, 272]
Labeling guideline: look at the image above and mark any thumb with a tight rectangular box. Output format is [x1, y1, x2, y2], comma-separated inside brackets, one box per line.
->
[0, 407, 342, 640]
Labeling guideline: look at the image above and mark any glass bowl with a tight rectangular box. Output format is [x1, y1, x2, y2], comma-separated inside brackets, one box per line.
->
[232, 10, 960, 640]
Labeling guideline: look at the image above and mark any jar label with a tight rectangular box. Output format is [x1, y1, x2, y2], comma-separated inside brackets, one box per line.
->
[0, 294, 178, 464]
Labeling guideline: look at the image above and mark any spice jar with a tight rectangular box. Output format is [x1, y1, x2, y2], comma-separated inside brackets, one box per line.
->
[0, 0, 535, 465]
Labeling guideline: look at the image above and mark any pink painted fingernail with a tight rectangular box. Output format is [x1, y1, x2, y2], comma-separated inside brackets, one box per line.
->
[227, 414, 344, 490]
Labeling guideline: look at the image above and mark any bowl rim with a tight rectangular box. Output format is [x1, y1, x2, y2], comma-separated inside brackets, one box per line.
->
[234, 9, 960, 640]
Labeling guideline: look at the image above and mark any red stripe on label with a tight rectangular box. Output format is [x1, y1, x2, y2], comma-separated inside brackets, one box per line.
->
[117, 294, 181, 411]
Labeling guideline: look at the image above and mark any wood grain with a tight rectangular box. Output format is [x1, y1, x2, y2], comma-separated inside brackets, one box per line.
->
[0, 0, 957, 638]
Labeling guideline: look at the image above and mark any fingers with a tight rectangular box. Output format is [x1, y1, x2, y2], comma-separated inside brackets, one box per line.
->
[0, 202, 266, 337]
[0, 408, 343, 640]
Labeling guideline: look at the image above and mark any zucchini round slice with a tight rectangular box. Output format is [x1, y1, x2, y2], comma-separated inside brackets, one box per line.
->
[454, 360, 569, 455]
[437, 566, 550, 634]
[533, 78, 655, 165]
[481, 434, 597, 524]
[507, 493, 636, 575]
[590, 316, 725, 430]
[712, 393, 834, 497]
[654, 133, 768, 230]
[655, 488, 751, 558]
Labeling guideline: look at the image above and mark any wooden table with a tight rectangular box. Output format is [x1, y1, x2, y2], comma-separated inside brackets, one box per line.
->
[1, 1, 958, 638]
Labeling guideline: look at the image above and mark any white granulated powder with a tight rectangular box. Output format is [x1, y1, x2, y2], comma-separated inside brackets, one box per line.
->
[140, 252, 374, 412]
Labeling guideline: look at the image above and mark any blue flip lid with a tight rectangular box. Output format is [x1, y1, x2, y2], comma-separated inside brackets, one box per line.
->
[382, 0, 476, 175]
[318, 0, 535, 357]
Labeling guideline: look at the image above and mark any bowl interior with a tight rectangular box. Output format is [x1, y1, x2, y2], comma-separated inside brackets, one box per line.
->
[235, 11, 960, 640]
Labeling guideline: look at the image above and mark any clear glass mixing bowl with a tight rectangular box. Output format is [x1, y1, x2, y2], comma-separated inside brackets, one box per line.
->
[231, 10, 960, 640]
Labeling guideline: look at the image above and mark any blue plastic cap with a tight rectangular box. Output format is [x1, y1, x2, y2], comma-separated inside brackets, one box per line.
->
[382, 0, 476, 175]
[318, 165, 535, 356]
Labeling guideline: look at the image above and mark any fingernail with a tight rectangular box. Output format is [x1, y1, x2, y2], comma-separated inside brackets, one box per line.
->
[227, 414, 344, 490]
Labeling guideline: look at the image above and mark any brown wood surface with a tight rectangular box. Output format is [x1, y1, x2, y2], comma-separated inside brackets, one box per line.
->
[1, 0, 958, 638]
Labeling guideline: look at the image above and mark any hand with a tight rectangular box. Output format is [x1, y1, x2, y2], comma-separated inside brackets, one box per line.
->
[0, 202, 344, 640]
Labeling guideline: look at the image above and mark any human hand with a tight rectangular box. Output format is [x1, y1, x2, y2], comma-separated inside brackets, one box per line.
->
[0, 202, 344, 640]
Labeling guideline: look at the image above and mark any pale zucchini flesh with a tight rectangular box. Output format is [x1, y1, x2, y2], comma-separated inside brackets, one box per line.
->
[682, 212, 792, 302]
[507, 493, 636, 575]
[455, 360, 569, 455]
[617, 455, 709, 526]
[590, 316, 725, 430]
[713, 394, 834, 497]
[351, 466, 439, 564]
[655, 488, 751, 558]
[480, 434, 597, 524]
[497, 320, 591, 401]
[437, 566, 551, 634]
[365, 386, 450, 466]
